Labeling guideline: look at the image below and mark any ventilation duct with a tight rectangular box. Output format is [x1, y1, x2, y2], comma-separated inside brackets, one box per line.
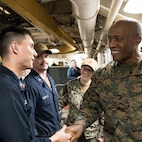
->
[70, 0, 100, 57]
[96, 0, 124, 52]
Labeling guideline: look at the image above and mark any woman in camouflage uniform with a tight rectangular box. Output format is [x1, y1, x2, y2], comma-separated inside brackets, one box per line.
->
[59, 58, 104, 142]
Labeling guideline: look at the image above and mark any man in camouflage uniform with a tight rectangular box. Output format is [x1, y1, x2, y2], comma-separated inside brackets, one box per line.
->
[65, 19, 142, 142]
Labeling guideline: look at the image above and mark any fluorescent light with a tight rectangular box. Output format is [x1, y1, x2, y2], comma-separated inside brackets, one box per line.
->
[124, 0, 142, 14]
[50, 48, 60, 53]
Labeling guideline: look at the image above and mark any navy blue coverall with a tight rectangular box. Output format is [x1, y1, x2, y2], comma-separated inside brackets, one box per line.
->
[0, 65, 51, 142]
[25, 69, 61, 137]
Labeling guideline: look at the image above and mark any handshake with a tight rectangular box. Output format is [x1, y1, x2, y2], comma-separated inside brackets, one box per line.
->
[50, 124, 104, 142]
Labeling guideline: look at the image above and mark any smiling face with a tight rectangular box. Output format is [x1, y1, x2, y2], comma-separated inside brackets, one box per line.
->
[108, 20, 141, 65]
[80, 65, 94, 81]
[18, 34, 37, 70]
[10, 34, 37, 72]
[33, 52, 50, 73]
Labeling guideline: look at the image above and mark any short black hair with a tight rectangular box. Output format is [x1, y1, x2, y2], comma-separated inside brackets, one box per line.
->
[0, 25, 32, 58]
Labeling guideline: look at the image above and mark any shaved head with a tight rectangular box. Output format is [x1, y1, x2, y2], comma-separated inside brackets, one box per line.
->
[109, 19, 142, 37]
[108, 19, 142, 64]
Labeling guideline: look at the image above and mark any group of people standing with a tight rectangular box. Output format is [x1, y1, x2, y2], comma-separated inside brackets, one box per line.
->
[0, 18, 142, 142]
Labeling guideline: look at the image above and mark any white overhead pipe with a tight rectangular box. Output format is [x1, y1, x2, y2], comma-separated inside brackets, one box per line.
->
[99, 5, 127, 21]
[70, 0, 100, 56]
[96, 0, 124, 52]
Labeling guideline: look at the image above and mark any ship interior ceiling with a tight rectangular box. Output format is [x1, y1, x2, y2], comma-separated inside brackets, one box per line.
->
[0, 0, 142, 65]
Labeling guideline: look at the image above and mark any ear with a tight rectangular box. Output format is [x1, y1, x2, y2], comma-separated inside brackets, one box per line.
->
[11, 41, 18, 54]
[134, 36, 141, 45]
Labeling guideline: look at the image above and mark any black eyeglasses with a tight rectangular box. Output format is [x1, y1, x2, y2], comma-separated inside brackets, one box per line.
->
[81, 66, 93, 73]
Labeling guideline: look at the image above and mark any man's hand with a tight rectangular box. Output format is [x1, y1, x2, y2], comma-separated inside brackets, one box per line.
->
[65, 124, 84, 142]
[97, 137, 104, 142]
[50, 125, 71, 142]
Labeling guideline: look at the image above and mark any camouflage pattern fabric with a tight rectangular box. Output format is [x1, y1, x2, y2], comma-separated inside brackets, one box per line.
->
[58, 78, 104, 140]
[75, 60, 142, 142]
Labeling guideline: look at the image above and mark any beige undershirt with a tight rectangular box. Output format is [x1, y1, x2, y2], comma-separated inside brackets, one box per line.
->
[45, 76, 52, 90]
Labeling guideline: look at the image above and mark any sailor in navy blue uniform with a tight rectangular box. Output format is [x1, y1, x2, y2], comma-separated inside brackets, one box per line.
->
[25, 69, 61, 137]
[0, 25, 71, 142]
[25, 43, 61, 137]
[0, 65, 49, 142]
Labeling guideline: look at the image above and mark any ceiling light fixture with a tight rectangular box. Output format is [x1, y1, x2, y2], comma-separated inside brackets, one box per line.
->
[123, 0, 142, 14]
[50, 48, 60, 53]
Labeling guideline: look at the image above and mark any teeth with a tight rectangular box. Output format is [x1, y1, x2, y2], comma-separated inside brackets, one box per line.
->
[111, 51, 119, 53]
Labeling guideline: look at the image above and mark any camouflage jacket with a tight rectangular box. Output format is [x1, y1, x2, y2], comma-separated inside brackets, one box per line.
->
[58, 78, 104, 140]
[75, 60, 142, 142]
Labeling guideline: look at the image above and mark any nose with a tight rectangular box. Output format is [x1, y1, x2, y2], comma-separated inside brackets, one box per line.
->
[108, 38, 116, 49]
[34, 49, 38, 57]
